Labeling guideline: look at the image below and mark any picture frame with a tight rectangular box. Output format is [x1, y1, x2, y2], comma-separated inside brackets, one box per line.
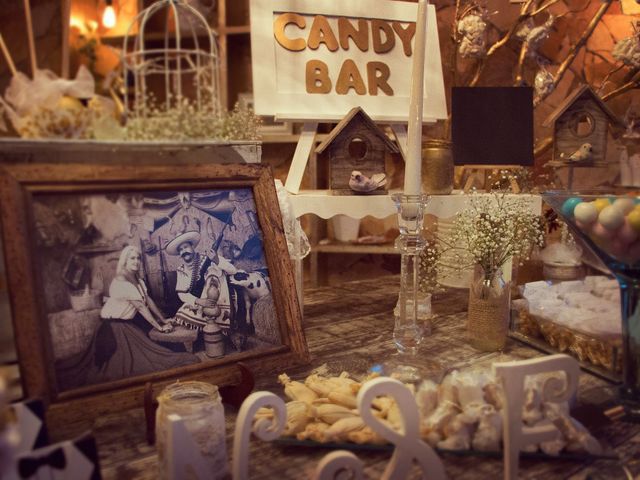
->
[238, 93, 294, 136]
[0, 161, 308, 421]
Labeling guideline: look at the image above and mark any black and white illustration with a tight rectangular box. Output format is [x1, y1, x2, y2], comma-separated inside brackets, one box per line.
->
[32, 188, 281, 392]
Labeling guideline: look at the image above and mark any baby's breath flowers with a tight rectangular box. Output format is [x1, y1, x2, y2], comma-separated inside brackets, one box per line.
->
[446, 192, 545, 281]
[418, 233, 442, 295]
[125, 93, 261, 141]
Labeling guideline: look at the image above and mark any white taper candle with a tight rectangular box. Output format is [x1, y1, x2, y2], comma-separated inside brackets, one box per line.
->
[404, 0, 428, 196]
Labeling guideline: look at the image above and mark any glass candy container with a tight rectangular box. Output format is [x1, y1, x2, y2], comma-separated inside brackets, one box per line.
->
[544, 190, 640, 419]
[156, 381, 228, 479]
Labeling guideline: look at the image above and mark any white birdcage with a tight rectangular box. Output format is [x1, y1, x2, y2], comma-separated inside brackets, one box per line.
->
[121, 0, 220, 120]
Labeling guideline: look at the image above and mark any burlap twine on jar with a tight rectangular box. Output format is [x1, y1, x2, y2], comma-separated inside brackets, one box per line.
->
[467, 289, 510, 351]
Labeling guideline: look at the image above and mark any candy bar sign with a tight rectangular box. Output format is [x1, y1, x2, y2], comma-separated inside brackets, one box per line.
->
[249, 0, 447, 123]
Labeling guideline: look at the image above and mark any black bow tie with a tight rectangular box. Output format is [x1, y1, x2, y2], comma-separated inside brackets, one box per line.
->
[18, 448, 67, 478]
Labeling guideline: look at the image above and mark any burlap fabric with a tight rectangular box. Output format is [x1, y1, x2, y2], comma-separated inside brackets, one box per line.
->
[467, 283, 510, 351]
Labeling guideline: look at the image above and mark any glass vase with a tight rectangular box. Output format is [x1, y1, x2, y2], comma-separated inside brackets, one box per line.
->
[467, 265, 511, 352]
[392, 193, 430, 355]
[156, 381, 228, 479]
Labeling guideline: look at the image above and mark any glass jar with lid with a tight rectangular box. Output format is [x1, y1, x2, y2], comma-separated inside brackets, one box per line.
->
[156, 381, 228, 479]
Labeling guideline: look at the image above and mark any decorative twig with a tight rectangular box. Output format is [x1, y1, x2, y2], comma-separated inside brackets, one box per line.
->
[534, 136, 553, 158]
[469, 59, 485, 87]
[531, 0, 561, 17]
[470, 0, 558, 86]
[534, 0, 613, 106]
[0, 33, 16, 76]
[514, 42, 529, 86]
[61, 0, 71, 79]
[624, 66, 640, 83]
[23, 0, 37, 77]
[485, 0, 535, 58]
[596, 64, 624, 94]
[601, 75, 640, 103]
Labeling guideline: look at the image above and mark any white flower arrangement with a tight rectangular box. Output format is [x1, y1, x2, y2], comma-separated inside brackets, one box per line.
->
[445, 192, 545, 280]
[125, 95, 262, 142]
[418, 234, 442, 295]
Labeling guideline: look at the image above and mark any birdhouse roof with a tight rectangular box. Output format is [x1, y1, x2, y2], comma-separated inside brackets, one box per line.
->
[315, 107, 399, 154]
[542, 85, 624, 128]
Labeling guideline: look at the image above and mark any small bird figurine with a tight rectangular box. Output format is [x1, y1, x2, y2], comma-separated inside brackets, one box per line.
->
[561, 143, 593, 163]
[348, 170, 387, 193]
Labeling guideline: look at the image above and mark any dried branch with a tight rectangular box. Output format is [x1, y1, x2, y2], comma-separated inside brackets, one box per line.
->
[601, 72, 640, 102]
[530, 0, 561, 17]
[469, 59, 485, 87]
[534, 0, 613, 106]
[597, 64, 625, 94]
[486, 0, 535, 58]
[624, 66, 640, 83]
[534, 136, 553, 157]
[472, 0, 559, 86]
[514, 42, 529, 85]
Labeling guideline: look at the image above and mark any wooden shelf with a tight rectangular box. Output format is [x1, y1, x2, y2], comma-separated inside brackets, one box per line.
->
[315, 240, 398, 255]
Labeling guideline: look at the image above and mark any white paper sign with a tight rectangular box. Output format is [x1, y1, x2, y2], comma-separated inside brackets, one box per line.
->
[250, 0, 447, 122]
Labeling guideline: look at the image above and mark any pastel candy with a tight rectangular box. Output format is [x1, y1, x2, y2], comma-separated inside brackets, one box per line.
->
[574, 202, 598, 224]
[591, 222, 614, 240]
[575, 220, 592, 232]
[609, 239, 626, 257]
[593, 198, 611, 213]
[561, 197, 582, 218]
[628, 210, 640, 232]
[598, 205, 625, 231]
[618, 220, 639, 244]
[613, 198, 635, 214]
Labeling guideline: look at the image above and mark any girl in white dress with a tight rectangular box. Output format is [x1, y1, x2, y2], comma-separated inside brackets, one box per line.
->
[57, 246, 199, 391]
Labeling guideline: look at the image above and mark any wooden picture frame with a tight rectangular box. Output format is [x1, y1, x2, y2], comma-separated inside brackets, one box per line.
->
[0, 162, 308, 421]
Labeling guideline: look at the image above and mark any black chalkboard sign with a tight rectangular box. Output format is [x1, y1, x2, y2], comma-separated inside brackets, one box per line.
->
[451, 87, 533, 166]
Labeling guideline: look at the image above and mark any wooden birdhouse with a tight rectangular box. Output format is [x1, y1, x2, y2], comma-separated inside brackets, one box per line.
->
[316, 107, 399, 195]
[543, 85, 623, 165]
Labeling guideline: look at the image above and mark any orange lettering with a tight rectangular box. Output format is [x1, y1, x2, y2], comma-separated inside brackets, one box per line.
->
[367, 62, 393, 96]
[392, 22, 415, 56]
[308, 15, 339, 52]
[336, 60, 367, 95]
[306, 60, 332, 94]
[273, 13, 306, 51]
[371, 20, 395, 54]
[338, 17, 369, 52]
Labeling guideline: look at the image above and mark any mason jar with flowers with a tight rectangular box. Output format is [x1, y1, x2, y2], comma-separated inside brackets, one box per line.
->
[448, 193, 545, 351]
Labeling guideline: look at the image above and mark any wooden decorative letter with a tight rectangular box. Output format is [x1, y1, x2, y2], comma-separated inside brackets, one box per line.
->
[493, 354, 580, 480]
[308, 15, 339, 52]
[367, 62, 393, 96]
[338, 18, 369, 52]
[371, 20, 395, 54]
[357, 377, 446, 480]
[274, 13, 307, 52]
[312, 451, 364, 480]
[232, 391, 287, 480]
[392, 22, 416, 56]
[336, 60, 367, 95]
[306, 60, 332, 94]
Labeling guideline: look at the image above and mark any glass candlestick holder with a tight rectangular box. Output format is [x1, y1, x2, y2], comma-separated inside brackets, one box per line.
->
[392, 193, 430, 356]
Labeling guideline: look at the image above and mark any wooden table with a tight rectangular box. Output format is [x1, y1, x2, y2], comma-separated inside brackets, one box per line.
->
[49, 277, 640, 479]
